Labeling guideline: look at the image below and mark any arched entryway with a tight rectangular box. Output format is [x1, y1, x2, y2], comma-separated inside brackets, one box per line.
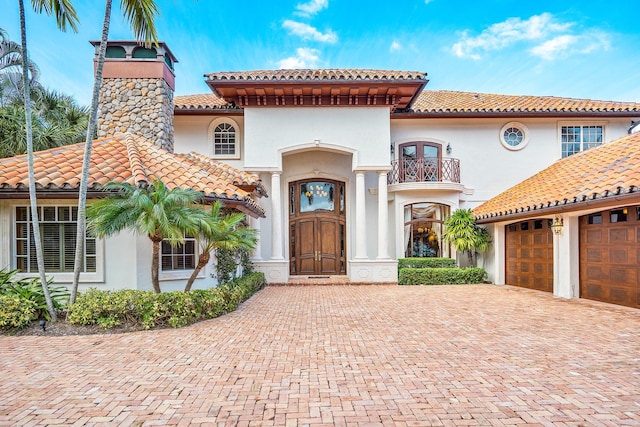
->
[289, 179, 346, 275]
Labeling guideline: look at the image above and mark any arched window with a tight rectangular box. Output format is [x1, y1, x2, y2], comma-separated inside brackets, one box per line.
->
[209, 119, 240, 159]
[403, 202, 451, 258]
[132, 46, 157, 59]
[105, 46, 126, 58]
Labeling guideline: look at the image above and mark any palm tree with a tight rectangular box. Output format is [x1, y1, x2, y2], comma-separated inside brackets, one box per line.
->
[86, 180, 212, 293]
[70, 0, 159, 304]
[0, 28, 41, 106]
[443, 209, 492, 267]
[18, 0, 78, 322]
[0, 89, 89, 158]
[184, 202, 258, 292]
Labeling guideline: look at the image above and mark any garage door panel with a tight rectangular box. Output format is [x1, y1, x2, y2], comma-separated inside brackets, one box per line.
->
[586, 229, 602, 243]
[585, 266, 602, 281]
[580, 206, 640, 309]
[609, 248, 628, 263]
[584, 284, 603, 299]
[609, 228, 628, 242]
[586, 248, 602, 262]
[610, 287, 630, 304]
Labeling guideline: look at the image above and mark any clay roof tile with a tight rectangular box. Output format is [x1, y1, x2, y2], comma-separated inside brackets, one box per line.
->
[0, 134, 266, 217]
[474, 132, 640, 220]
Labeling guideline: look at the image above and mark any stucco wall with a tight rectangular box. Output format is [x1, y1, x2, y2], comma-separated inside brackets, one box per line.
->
[243, 107, 391, 169]
[174, 114, 245, 170]
[390, 117, 634, 210]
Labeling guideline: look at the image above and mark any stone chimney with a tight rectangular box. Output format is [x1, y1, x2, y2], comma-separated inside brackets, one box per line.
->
[90, 40, 178, 152]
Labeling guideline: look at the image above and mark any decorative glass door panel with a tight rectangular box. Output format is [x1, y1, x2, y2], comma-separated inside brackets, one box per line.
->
[400, 142, 442, 182]
[300, 181, 335, 212]
[290, 179, 346, 275]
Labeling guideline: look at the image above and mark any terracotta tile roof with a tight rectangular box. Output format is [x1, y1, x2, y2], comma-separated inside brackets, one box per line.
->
[0, 133, 265, 217]
[204, 69, 427, 82]
[174, 152, 267, 196]
[410, 90, 640, 115]
[175, 89, 640, 115]
[473, 132, 640, 221]
[174, 93, 236, 111]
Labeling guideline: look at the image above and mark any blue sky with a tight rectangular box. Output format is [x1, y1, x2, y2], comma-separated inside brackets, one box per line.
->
[3, 0, 640, 106]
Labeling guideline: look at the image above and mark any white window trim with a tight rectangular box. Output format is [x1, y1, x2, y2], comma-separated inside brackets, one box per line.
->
[557, 120, 607, 157]
[208, 117, 241, 160]
[9, 201, 105, 284]
[158, 238, 206, 282]
[499, 122, 530, 151]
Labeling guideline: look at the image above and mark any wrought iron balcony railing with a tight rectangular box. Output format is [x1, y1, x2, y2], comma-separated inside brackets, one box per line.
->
[388, 157, 461, 185]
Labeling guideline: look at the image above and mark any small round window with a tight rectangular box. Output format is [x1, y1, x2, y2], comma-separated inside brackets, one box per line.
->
[500, 122, 529, 151]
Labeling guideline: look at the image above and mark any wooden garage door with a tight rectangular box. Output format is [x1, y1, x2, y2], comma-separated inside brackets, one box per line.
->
[505, 219, 553, 292]
[580, 207, 640, 308]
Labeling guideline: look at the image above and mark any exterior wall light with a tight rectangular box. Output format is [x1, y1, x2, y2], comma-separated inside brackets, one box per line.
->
[446, 143, 452, 155]
[551, 216, 564, 235]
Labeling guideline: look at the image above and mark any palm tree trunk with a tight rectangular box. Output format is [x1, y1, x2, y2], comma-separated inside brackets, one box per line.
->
[19, 0, 56, 321]
[184, 252, 211, 292]
[70, 0, 113, 305]
[151, 239, 161, 293]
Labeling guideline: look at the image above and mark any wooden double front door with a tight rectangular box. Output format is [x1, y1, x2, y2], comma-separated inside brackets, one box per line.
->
[289, 179, 346, 275]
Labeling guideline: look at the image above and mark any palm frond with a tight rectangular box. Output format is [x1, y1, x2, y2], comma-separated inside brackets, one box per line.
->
[120, 0, 159, 46]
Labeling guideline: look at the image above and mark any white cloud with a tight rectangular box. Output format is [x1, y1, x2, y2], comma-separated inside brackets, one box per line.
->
[451, 13, 572, 59]
[530, 35, 578, 60]
[283, 20, 338, 43]
[295, 0, 328, 16]
[390, 41, 402, 52]
[531, 32, 610, 60]
[278, 47, 321, 69]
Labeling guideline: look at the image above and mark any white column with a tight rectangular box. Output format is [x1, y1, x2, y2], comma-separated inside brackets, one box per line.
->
[270, 172, 284, 260]
[377, 171, 389, 259]
[491, 223, 505, 285]
[355, 171, 367, 259]
[554, 215, 579, 299]
[249, 215, 262, 261]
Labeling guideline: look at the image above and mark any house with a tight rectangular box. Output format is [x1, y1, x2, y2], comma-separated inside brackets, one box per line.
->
[1, 40, 639, 303]
[0, 133, 265, 291]
[475, 131, 640, 309]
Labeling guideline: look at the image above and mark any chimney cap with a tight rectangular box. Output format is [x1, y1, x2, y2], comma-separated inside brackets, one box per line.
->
[88, 40, 178, 64]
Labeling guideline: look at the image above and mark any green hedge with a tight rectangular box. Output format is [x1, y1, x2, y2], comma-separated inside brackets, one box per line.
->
[399, 267, 487, 285]
[0, 295, 37, 330]
[398, 258, 457, 269]
[68, 272, 266, 329]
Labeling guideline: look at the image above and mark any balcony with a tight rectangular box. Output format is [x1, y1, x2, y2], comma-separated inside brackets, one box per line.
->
[388, 157, 461, 185]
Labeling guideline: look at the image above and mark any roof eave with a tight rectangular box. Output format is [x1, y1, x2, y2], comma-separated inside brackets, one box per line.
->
[392, 111, 640, 119]
[174, 107, 243, 115]
[475, 188, 640, 224]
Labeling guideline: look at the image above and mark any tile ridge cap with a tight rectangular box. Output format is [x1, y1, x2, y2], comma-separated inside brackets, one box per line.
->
[123, 134, 149, 187]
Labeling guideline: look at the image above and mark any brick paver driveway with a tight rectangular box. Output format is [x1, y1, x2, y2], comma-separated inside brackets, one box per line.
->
[1, 285, 639, 426]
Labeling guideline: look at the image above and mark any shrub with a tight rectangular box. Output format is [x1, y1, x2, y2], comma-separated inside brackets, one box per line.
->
[0, 295, 37, 330]
[399, 267, 487, 285]
[398, 258, 457, 269]
[0, 268, 68, 321]
[68, 272, 266, 330]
